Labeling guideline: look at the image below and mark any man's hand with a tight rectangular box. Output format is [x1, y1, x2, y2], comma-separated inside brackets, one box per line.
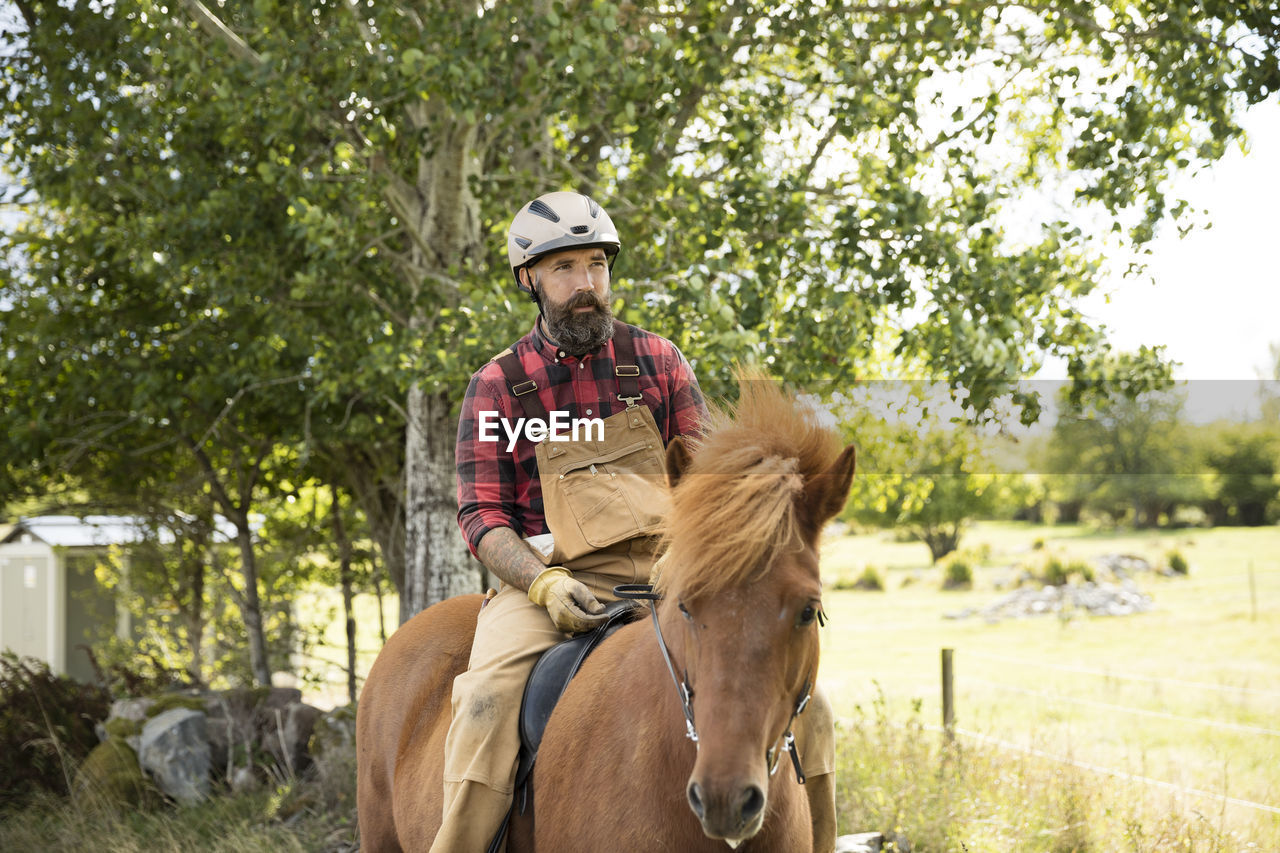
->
[528, 567, 608, 634]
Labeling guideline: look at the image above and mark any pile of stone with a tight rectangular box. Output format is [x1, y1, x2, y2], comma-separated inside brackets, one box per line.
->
[74, 686, 353, 807]
[1092, 553, 1154, 578]
[944, 580, 1154, 623]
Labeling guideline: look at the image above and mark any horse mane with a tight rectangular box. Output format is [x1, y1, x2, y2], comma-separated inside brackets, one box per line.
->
[656, 367, 844, 602]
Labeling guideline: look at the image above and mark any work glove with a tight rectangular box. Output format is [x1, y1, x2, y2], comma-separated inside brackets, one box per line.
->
[528, 567, 608, 634]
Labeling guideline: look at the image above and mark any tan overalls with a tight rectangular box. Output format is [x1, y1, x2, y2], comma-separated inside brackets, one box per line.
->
[433, 327, 833, 852]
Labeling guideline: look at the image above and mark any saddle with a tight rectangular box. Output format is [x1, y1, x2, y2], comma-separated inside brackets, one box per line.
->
[487, 598, 644, 853]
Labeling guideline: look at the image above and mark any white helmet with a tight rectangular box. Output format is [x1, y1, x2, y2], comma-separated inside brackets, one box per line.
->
[507, 191, 620, 291]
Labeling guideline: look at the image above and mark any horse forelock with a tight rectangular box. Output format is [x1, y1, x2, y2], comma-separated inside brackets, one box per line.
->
[657, 369, 843, 602]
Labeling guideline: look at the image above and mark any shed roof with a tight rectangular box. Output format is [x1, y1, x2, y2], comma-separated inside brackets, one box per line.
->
[0, 515, 239, 548]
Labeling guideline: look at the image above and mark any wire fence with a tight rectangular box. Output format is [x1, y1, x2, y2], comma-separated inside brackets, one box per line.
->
[937, 647, 1280, 818]
[963, 649, 1280, 698]
[964, 676, 1280, 737]
[924, 723, 1280, 817]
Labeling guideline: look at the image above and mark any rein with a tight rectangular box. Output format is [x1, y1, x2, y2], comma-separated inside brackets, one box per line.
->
[614, 583, 819, 785]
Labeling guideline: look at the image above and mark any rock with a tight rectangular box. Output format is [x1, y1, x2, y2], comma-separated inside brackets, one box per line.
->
[836, 832, 884, 853]
[110, 696, 156, 724]
[310, 704, 357, 759]
[73, 736, 153, 809]
[1093, 553, 1152, 578]
[230, 764, 257, 793]
[202, 686, 321, 781]
[261, 700, 322, 776]
[204, 688, 261, 777]
[205, 686, 295, 773]
[95, 696, 155, 748]
[946, 580, 1154, 623]
[139, 708, 210, 804]
[835, 831, 910, 852]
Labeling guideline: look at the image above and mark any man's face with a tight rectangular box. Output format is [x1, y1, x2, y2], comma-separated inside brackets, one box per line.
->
[523, 247, 614, 354]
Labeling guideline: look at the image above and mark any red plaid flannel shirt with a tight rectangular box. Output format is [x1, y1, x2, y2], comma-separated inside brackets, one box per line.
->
[456, 320, 706, 557]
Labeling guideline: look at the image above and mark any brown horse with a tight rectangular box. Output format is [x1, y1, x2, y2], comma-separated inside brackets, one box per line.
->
[357, 372, 856, 851]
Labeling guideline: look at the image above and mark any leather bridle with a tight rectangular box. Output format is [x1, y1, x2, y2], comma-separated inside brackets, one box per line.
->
[614, 583, 821, 785]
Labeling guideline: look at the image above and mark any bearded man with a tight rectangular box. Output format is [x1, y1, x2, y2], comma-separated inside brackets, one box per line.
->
[435, 191, 837, 852]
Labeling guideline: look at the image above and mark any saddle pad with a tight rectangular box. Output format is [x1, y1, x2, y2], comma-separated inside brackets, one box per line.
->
[514, 599, 641, 793]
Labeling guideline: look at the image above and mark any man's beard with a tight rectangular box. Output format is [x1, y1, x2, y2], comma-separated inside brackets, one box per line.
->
[541, 287, 614, 355]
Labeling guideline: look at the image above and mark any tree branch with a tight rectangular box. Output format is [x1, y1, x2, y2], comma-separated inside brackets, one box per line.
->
[195, 373, 310, 449]
[179, 0, 263, 66]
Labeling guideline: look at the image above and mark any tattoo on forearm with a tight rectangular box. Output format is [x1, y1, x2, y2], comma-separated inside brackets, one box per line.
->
[477, 527, 545, 592]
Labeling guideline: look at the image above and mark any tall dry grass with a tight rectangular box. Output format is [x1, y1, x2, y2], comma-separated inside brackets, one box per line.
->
[834, 694, 1266, 852]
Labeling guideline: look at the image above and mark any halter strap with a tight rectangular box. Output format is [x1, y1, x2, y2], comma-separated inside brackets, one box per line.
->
[767, 676, 814, 784]
[615, 583, 699, 744]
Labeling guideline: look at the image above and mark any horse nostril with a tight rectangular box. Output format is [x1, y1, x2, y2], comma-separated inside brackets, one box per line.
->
[687, 781, 706, 820]
[738, 784, 765, 824]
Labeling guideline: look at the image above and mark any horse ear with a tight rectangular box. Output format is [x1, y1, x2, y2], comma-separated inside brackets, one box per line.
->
[666, 436, 692, 489]
[801, 444, 857, 537]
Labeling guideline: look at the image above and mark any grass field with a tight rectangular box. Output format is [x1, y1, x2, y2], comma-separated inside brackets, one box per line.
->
[816, 522, 1280, 850]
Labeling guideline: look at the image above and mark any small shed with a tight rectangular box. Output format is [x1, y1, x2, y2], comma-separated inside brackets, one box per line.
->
[0, 516, 141, 681]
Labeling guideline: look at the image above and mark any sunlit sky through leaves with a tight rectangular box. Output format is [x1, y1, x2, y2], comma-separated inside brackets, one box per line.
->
[1049, 101, 1280, 383]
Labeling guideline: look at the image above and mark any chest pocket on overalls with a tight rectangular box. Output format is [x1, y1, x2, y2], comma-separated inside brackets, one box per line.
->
[558, 438, 666, 548]
[537, 404, 669, 564]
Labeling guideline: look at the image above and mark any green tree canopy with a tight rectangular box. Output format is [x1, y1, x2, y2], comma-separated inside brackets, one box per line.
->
[841, 394, 1000, 563]
[1043, 350, 1203, 527]
[4, 0, 1277, 618]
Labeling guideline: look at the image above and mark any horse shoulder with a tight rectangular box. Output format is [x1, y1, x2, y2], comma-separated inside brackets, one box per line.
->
[529, 621, 701, 850]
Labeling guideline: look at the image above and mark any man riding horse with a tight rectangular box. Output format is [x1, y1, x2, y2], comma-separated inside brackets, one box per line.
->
[435, 190, 839, 852]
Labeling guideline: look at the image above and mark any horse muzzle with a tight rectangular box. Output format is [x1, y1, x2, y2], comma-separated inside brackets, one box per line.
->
[687, 777, 767, 847]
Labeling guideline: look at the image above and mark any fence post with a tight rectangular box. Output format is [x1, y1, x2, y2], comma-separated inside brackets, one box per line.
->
[942, 647, 955, 741]
[1249, 561, 1258, 623]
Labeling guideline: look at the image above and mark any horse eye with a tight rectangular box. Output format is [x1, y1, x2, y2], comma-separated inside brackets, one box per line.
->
[798, 605, 817, 627]
[678, 601, 693, 621]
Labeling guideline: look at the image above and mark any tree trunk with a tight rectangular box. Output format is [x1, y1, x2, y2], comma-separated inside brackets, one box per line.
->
[330, 486, 358, 705]
[401, 383, 476, 622]
[923, 527, 961, 564]
[185, 550, 206, 686]
[397, 119, 482, 622]
[232, 521, 273, 686]
[372, 562, 387, 644]
[1056, 500, 1083, 524]
[344, 446, 406, 596]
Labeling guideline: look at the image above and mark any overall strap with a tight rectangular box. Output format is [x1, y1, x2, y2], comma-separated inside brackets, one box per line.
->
[495, 349, 549, 421]
[610, 321, 643, 408]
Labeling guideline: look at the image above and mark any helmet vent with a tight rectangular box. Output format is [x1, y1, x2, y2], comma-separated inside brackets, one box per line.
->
[513, 236, 532, 249]
[528, 199, 560, 222]
[588, 199, 600, 218]
[570, 225, 590, 235]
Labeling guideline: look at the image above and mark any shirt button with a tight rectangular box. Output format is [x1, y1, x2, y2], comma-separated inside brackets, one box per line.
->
[585, 408, 592, 415]
[579, 363, 585, 370]
[558, 351, 566, 358]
